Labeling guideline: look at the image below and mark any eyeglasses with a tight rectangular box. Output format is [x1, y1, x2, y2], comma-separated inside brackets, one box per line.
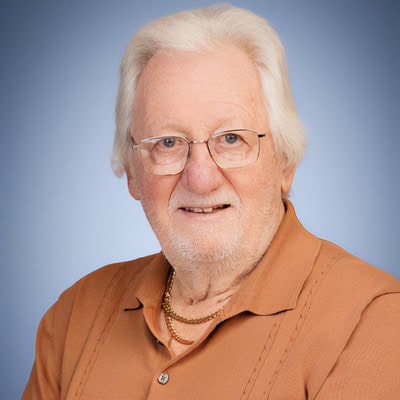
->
[131, 129, 266, 176]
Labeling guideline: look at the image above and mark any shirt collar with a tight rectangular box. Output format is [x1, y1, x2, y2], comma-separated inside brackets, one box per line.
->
[134, 253, 170, 309]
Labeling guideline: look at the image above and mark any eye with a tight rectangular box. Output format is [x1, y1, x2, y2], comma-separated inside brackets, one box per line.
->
[160, 137, 176, 148]
[151, 136, 186, 155]
[216, 132, 244, 148]
[223, 133, 239, 145]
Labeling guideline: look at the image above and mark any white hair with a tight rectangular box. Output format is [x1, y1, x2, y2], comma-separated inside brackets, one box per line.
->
[112, 4, 306, 176]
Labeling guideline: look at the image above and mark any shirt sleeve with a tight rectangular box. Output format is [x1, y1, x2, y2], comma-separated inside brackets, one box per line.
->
[315, 292, 400, 400]
[22, 301, 66, 400]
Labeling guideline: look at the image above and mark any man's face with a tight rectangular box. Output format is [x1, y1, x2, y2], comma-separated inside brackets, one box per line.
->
[128, 46, 294, 273]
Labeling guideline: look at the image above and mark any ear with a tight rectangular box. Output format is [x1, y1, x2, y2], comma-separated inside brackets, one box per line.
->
[281, 164, 296, 195]
[126, 167, 142, 200]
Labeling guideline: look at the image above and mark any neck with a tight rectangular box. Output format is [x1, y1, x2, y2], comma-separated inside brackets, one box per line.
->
[172, 262, 248, 306]
[166, 236, 275, 316]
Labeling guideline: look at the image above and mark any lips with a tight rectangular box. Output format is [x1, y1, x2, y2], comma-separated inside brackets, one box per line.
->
[180, 204, 230, 214]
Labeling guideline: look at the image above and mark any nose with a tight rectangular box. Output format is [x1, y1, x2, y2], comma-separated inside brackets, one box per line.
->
[179, 141, 224, 195]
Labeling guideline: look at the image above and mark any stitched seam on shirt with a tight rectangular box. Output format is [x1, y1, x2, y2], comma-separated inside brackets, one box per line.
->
[239, 317, 283, 400]
[72, 267, 127, 399]
[262, 253, 342, 400]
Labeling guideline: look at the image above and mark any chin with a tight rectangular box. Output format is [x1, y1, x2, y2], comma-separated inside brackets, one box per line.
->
[162, 229, 242, 271]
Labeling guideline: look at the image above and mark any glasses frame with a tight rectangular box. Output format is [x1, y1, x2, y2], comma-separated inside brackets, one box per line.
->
[131, 129, 266, 176]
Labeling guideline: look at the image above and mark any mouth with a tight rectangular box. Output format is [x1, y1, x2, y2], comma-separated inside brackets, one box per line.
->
[179, 204, 231, 214]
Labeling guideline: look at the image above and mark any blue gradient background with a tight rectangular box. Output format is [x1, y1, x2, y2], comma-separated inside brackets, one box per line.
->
[1, 1, 399, 398]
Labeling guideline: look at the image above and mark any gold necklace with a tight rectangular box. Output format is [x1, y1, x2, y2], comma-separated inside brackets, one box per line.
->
[162, 269, 221, 345]
[164, 314, 194, 345]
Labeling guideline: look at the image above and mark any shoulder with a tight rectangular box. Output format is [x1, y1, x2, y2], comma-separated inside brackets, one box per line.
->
[46, 253, 162, 330]
[69, 254, 157, 293]
[299, 235, 400, 351]
[316, 239, 400, 301]
[37, 253, 164, 360]
[303, 237, 400, 358]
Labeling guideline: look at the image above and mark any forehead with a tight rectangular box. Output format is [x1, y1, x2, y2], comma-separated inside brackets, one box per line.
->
[133, 45, 267, 134]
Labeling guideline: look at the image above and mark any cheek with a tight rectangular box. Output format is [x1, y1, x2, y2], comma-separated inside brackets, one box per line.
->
[140, 176, 179, 211]
[246, 157, 282, 189]
[237, 165, 284, 210]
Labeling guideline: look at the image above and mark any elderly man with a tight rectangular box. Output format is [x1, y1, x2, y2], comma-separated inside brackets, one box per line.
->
[24, 5, 400, 399]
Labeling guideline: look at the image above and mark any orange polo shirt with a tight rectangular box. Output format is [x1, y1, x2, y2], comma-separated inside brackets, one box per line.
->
[23, 202, 400, 399]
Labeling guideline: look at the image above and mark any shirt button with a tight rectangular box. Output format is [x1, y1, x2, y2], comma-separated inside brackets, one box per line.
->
[157, 372, 169, 385]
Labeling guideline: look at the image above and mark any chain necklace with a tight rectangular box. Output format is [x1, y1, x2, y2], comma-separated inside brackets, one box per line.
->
[164, 314, 194, 345]
[161, 269, 221, 345]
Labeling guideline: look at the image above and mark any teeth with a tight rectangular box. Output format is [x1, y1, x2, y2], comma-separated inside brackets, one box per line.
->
[183, 205, 226, 213]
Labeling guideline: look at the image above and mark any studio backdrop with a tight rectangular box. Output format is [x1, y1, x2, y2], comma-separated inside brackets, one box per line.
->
[0, 1, 399, 398]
